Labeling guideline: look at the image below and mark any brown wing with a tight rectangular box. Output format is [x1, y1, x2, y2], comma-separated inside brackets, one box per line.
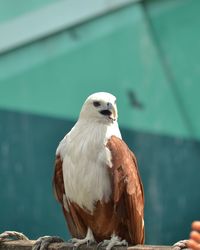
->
[106, 135, 145, 244]
[53, 155, 87, 238]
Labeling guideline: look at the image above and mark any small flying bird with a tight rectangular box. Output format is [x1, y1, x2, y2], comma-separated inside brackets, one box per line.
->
[35, 92, 145, 250]
[127, 90, 144, 110]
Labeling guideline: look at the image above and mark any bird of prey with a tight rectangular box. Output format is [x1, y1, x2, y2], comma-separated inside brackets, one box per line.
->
[52, 92, 145, 250]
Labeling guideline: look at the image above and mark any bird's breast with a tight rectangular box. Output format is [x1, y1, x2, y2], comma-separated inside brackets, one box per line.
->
[62, 138, 112, 212]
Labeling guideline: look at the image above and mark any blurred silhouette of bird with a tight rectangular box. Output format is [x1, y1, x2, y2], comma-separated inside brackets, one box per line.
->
[127, 90, 144, 110]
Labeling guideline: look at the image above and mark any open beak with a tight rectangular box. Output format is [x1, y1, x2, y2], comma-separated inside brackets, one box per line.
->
[99, 103, 117, 122]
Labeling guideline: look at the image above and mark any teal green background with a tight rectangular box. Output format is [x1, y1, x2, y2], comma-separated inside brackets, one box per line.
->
[0, 0, 200, 245]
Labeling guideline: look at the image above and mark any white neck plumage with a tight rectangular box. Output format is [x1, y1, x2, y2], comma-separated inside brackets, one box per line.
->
[71, 117, 121, 145]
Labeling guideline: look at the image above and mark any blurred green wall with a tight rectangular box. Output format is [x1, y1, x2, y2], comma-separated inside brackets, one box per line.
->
[0, 0, 200, 245]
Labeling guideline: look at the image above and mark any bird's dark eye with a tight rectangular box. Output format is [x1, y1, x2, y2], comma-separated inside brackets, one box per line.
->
[93, 101, 101, 107]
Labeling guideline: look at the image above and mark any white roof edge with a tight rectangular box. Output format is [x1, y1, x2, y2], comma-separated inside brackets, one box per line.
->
[0, 0, 140, 54]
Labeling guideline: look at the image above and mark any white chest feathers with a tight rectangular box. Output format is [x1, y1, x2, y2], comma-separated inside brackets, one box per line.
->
[56, 120, 121, 212]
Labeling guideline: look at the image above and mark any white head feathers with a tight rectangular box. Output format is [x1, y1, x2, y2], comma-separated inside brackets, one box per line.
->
[79, 92, 118, 123]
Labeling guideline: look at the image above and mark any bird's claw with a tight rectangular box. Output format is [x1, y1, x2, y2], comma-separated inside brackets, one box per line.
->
[69, 237, 96, 249]
[97, 236, 128, 250]
[97, 241, 103, 249]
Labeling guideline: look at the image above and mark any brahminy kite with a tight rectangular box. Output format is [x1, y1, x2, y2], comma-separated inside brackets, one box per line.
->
[52, 92, 144, 250]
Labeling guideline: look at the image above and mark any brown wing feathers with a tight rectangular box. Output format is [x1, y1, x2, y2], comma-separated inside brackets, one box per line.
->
[53, 155, 65, 203]
[106, 136, 144, 244]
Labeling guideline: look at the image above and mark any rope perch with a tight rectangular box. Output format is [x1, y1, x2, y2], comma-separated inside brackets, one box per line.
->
[0, 231, 29, 243]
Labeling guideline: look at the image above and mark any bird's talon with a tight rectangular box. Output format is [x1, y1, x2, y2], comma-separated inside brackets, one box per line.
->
[100, 240, 110, 247]
[100, 236, 128, 250]
[121, 240, 128, 247]
[97, 241, 103, 249]
[87, 240, 93, 246]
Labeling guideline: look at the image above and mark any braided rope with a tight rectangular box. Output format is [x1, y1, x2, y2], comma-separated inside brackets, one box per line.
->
[0, 231, 29, 243]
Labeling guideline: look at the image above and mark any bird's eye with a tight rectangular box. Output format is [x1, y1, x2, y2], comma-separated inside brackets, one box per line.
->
[93, 101, 101, 107]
